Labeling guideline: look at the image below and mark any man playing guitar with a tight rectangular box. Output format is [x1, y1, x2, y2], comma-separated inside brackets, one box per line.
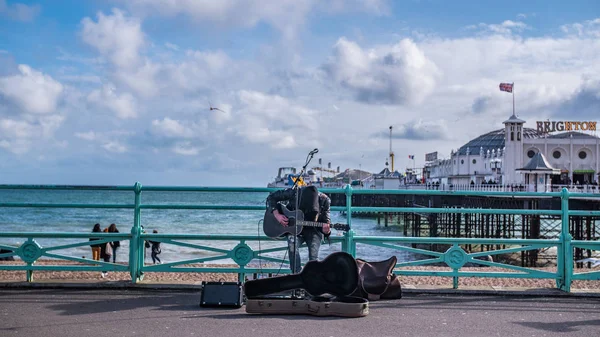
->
[266, 185, 331, 275]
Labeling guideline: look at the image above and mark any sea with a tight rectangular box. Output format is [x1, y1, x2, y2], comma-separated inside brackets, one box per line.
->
[0, 189, 412, 264]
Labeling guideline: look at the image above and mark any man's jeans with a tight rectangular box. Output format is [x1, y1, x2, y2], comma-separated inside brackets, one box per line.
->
[286, 230, 323, 274]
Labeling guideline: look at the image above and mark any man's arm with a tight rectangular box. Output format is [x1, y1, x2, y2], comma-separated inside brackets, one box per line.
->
[265, 188, 296, 213]
[266, 188, 298, 226]
[320, 193, 331, 236]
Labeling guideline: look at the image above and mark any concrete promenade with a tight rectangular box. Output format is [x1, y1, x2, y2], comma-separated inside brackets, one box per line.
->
[1, 285, 600, 337]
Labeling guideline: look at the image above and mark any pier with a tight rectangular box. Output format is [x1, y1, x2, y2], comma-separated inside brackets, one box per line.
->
[329, 191, 600, 267]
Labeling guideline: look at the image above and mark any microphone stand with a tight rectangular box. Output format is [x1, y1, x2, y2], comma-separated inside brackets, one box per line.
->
[290, 150, 317, 277]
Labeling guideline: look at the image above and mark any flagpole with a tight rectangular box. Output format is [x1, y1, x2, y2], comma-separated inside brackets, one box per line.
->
[512, 82, 515, 117]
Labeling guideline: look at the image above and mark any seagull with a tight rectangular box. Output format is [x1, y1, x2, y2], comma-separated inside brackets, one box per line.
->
[576, 258, 600, 267]
[208, 101, 225, 113]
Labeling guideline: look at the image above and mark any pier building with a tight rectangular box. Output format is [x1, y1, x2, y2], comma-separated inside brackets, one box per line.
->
[424, 114, 600, 190]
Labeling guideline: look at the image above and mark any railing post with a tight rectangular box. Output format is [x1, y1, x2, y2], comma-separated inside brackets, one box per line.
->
[130, 182, 143, 283]
[558, 187, 572, 292]
[343, 184, 355, 257]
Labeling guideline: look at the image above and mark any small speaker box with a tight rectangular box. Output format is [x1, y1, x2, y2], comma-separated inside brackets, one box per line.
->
[200, 281, 243, 308]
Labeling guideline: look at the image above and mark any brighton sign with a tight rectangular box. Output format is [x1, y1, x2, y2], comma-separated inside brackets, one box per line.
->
[536, 121, 597, 133]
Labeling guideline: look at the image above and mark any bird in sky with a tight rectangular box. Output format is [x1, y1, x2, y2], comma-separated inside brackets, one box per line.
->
[208, 101, 225, 113]
[576, 258, 600, 267]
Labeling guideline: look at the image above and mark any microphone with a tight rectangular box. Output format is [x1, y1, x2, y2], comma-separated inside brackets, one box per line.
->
[309, 148, 319, 155]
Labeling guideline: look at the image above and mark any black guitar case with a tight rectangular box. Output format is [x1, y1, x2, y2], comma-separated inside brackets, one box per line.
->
[244, 251, 359, 298]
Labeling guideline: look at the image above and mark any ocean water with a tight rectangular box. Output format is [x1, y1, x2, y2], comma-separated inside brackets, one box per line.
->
[0, 189, 411, 264]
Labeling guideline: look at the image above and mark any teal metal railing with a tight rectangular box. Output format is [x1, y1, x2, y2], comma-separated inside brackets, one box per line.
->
[0, 183, 599, 291]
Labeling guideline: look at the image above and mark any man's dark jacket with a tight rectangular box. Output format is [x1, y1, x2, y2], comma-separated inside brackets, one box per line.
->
[266, 186, 331, 237]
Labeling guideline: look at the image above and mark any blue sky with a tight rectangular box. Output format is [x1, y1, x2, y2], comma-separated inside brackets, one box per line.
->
[0, 0, 599, 186]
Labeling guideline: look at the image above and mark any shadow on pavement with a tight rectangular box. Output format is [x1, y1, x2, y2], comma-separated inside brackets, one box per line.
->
[515, 319, 600, 333]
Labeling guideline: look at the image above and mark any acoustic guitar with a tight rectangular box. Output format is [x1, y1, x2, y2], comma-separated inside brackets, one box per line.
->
[263, 208, 350, 239]
[244, 251, 359, 298]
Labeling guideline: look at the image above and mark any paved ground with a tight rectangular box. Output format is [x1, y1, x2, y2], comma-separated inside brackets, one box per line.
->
[1, 288, 599, 337]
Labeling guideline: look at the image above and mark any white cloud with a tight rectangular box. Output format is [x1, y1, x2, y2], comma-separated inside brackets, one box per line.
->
[371, 119, 450, 141]
[321, 37, 439, 105]
[0, 115, 65, 154]
[81, 9, 145, 69]
[75, 131, 97, 141]
[122, 0, 390, 41]
[102, 141, 127, 153]
[151, 117, 200, 139]
[561, 18, 600, 38]
[172, 141, 201, 156]
[394, 119, 450, 140]
[233, 90, 318, 148]
[0, 64, 64, 114]
[467, 20, 529, 35]
[164, 42, 179, 51]
[87, 84, 137, 119]
[0, 0, 40, 22]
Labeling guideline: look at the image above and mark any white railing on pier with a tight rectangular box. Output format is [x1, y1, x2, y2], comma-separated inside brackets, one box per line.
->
[397, 184, 600, 194]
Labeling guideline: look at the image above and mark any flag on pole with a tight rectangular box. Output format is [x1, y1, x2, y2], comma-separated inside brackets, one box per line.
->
[408, 155, 414, 159]
[499, 83, 513, 93]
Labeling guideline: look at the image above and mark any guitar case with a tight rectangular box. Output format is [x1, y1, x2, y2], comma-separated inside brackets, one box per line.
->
[246, 295, 369, 318]
[244, 252, 368, 317]
[244, 251, 359, 298]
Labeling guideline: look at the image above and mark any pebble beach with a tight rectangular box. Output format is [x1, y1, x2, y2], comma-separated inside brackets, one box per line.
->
[2, 260, 599, 291]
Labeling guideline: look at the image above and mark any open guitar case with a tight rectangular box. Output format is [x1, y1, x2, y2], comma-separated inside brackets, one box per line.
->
[244, 252, 369, 318]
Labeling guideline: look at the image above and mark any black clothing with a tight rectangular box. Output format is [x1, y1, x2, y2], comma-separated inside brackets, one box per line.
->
[150, 241, 161, 264]
[265, 186, 331, 237]
[89, 227, 102, 248]
[110, 229, 120, 248]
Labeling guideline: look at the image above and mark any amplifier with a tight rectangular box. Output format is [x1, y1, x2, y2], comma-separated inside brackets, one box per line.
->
[200, 281, 244, 308]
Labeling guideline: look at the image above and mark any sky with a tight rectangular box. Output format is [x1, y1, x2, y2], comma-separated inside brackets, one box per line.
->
[0, 0, 599, 187]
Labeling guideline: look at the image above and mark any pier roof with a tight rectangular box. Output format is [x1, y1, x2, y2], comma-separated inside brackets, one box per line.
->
[456, 128, 542, 156]
[516, 152, 560, 174]
[547, 131, 599, 139]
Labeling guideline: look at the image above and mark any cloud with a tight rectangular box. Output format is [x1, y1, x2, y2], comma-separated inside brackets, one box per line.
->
[164, 42, 179, 51]
[151, 117, 202, 139]
[122, 0, 391, 41]
[321, 37, 439, 105]
[322, 0, 391, 15]
[81, 9, 145, 69]
[551, 78, 600, 118]
[372, 120, 450, 141]
[80, 10, 248, 98]
[466, 20, 529, 35]
[102, 141, 127, 153]
[232, 91, 319, 150]
[87, 84, 137, 119]
[471, 95, 492, 114]
[0, 0, 41, 22]
[123, 0, 313, 41]
[0, 115, 65, 154]
[0, 64, 64, 114]
[75, 131, 97, 141]
[561, 18, 600, 38]
[172, 141, 201, 156]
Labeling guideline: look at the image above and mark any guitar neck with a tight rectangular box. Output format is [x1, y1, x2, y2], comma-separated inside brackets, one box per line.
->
[297, 220, 327, 228]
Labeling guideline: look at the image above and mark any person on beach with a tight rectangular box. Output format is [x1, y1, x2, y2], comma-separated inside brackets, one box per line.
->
[107, 223, 120, 263]
[100, 227, 113, 278]
[266, 185, 331, 274]
[149, 230, 162, 264]
[89, 223, 103, 261]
